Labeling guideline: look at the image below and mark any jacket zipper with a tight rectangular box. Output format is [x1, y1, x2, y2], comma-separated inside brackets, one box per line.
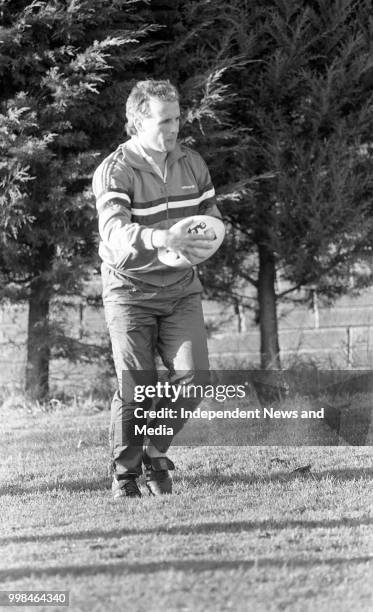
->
[163, 170, 168, 288]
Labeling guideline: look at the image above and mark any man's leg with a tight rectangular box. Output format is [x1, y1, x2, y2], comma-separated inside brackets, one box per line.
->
[104, 302, 158, 488]
[144, 290, 209, 475]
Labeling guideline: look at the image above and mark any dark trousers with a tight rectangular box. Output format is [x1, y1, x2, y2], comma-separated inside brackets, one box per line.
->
[103, 268, 210, 476]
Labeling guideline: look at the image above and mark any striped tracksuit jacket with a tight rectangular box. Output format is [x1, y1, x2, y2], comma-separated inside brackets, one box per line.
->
[92, 136, 221, 287]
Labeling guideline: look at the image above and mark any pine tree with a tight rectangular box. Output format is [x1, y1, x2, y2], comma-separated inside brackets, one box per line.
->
[0, 0, 155, 398]
[236, 0, 373, 368]
[157, 0, 373, 368]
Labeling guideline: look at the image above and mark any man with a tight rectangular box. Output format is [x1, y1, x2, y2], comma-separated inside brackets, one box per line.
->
[92, 79, 221, 499]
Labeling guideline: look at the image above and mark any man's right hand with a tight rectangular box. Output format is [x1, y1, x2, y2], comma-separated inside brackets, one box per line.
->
[152, 218, 215, 260]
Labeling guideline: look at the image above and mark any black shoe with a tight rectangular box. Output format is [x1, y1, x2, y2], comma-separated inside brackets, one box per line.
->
[143, 452, 175, 496]
[112, 475, 141, 500]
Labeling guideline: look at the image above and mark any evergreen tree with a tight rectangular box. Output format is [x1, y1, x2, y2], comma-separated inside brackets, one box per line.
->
[0, 0, 155, 398]
[157, 0, 373, 368]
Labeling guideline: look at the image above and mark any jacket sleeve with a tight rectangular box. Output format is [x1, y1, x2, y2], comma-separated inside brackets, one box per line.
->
[92, 155, 155, 268]
[193, 152, 222, 220]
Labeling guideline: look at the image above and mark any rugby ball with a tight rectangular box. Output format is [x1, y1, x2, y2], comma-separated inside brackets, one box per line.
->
[158, 215, 225, 268]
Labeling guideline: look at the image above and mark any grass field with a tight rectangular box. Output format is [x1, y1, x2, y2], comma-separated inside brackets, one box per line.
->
[0, 397, 373, 612]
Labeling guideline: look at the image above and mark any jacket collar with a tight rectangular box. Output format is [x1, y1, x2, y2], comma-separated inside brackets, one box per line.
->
[120, 137, 186, 172]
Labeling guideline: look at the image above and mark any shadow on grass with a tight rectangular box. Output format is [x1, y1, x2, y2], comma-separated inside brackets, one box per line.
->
[1, 466, 372, 499]
[178, 466, 373, 487]
[0, 555, 372, 581]
[1, 514, 373, 547]
[0, 476, 110, 496]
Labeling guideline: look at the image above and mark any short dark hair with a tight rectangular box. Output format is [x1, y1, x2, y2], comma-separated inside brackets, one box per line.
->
[125, 79, 179, 136]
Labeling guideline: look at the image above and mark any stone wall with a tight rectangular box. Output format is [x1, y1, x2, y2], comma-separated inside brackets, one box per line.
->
[1, 289, 373, 395]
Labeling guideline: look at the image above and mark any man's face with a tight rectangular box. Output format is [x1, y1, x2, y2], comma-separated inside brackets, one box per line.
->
[136, 97, 180, 153]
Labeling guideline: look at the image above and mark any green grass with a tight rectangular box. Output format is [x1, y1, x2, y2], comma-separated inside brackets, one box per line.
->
[0, 399, 372, 612]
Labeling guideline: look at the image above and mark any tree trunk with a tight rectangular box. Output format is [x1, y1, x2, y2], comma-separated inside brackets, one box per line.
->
[25, 276, 51, 400]
[257, 242, 281, 369]
[233, 297, 243, 333]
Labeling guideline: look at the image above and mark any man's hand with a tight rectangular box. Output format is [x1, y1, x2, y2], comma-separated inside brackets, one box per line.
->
[152, 218, 215, 259]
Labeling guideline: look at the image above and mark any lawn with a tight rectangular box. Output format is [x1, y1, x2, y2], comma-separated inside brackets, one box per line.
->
[0, 397, 372, 612]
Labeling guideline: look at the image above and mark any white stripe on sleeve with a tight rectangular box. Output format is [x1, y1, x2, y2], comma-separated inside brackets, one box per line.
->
[97, 192, 131, 208]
